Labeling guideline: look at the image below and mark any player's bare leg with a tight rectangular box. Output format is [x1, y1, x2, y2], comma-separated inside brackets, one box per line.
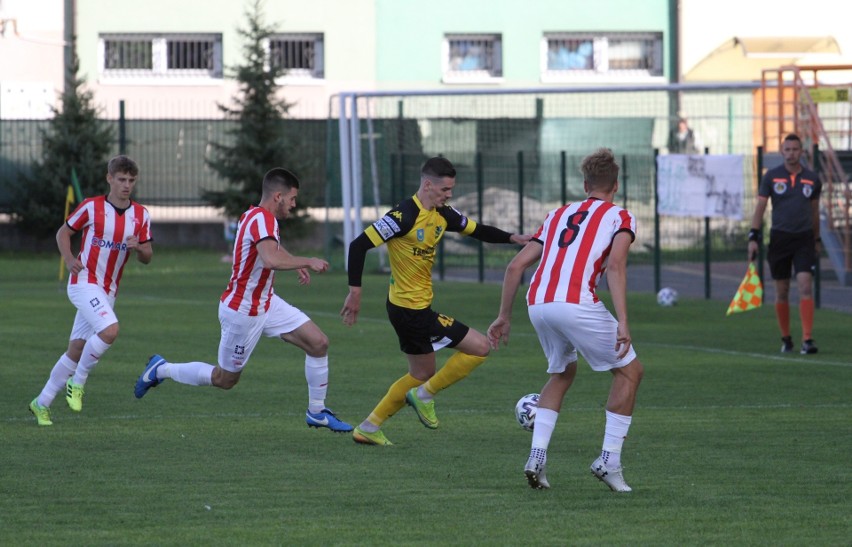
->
[526, 362, 578, 489]
[592, 358, 643, 492]
[795, 272, 818, 354]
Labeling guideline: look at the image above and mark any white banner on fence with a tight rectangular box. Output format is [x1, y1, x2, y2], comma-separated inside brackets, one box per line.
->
[656, 155, 744, 219]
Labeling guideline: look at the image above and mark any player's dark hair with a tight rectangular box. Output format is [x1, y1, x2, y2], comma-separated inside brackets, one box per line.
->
[108, 155, 139, 176]
[262, 168, 300, 197]
[581, 148, 619, 192]
[783, 133, 802, 144]
[421, 156, 456, 181]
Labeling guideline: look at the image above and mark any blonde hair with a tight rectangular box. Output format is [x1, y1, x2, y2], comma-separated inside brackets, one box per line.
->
[581, 148, 619, 192]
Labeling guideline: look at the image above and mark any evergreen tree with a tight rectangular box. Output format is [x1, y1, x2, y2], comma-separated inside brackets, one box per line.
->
[205, 0, 312, 234]
[4, 55, 114, 239]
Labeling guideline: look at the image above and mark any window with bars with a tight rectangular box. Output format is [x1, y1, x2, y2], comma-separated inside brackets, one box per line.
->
[167, 38, 217, 71]
[542, 32, 663, 80]
[104, 40, 152, 70]
[100, 34, 223, 79]
[443, 34, 503, 82]
[269, 33, 324, 79]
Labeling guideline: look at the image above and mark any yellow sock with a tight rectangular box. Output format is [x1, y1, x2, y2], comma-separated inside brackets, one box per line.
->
[367, 373, 423, 427]
[422, 352, 487, 395]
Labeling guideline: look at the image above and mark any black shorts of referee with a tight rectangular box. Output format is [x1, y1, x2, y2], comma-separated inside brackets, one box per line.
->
[767, 229, 817, 281]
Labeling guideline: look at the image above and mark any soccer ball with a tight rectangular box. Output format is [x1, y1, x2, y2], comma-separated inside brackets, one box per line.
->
[515, 393, 540, 432]
[656, 287, 678, 307]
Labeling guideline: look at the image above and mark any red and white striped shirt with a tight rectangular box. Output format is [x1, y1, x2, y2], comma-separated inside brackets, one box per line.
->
[67, 196, 152, 297]
[220, 206, 279, 316]
[527, 198, 635, 306]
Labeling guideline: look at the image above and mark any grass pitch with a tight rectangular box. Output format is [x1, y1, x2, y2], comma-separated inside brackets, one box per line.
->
[1, 249, 850, 545]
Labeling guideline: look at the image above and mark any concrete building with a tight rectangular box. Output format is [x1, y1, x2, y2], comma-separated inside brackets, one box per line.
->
[3, 0, 674, 119]
[3, 0, 852, 120]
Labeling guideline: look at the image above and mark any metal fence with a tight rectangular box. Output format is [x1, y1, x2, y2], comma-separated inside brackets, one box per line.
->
[2, 82, 830, 296]
[0, 115, 331, 219]
[332, 83, 774, 288]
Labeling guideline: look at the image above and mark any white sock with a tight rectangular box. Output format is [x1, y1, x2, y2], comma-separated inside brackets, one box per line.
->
[358, 420, 379, 433]
[71, 335, 111, 385]
[37, 354, 77, 407]
[416, 384, 433, 402]
[305, 355, 328, 413]
[601, 410, 632, 468]
[529, 447, 547, 464]
[531, 408, 559, 451]
[160, 361, 214, 386]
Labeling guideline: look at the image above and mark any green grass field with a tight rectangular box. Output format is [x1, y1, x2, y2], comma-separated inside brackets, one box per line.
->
[1, 249, 850, 546]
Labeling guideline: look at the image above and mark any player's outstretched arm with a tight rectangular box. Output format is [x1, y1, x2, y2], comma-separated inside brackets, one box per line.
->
[257, 239, 328, 273]
[488, 241, 542, 349]
[341, 232, 376, 326]
[510, 233, 532, 245]
[468, 222, 529, 246]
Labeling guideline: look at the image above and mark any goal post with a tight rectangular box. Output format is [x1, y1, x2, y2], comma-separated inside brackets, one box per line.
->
[336, 82, 764, 280]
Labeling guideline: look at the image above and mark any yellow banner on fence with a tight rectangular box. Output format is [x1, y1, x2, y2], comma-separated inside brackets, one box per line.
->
[726, 262, 763, 316]
[808, 87, 850, 103]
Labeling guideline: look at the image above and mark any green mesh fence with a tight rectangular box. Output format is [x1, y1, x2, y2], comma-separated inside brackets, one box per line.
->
[333, 85, 770, 292]
[1, 85, 774, 297]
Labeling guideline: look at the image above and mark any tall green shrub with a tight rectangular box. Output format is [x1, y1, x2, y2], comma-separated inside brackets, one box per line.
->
[204, 0, 313, 236]
[4, 57, 114, 239]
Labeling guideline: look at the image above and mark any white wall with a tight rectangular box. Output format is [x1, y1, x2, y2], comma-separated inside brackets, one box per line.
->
[0, 0, 65, 118]
[6, 0, 852, 119]
[681, 0, 852, 76]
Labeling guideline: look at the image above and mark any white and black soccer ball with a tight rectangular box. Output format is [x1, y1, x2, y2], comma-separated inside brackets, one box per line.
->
[656, 287, 678, 307]
[515, 393, 540, 432]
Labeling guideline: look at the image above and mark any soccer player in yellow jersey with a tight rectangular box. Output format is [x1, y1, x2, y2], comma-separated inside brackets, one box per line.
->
[341, 156, 530, 445]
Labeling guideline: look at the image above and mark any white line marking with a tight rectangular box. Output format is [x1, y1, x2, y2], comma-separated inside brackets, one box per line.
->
[641, 341, 852, 367]
[501, 331, 852, 367]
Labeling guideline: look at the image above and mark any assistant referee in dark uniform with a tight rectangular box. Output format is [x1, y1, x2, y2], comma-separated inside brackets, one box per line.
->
[748, 133, 822, 354]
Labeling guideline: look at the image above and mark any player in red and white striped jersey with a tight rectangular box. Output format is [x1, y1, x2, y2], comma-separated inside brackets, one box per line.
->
[526, 197, 635, 307]
[219, 203, 281, 316]
[29, 155, 153, 426]
[134, 168, 353, 433]
[488, 148, 644, 492]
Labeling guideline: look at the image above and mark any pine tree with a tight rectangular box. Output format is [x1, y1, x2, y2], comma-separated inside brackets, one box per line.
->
[4, 55, 114, 239]
[204, 0, 312, 234]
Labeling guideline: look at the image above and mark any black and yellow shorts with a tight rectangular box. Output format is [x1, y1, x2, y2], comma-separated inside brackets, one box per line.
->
[386, 300, 470, 355]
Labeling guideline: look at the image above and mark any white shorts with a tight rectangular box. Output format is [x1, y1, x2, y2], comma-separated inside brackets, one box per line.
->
[217, 294, 310, 373]
[67, 283, 118, 340]
[528, 301, 637, 373]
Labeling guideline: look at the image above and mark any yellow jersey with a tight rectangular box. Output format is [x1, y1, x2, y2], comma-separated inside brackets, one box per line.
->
[365, 194, 477, 309]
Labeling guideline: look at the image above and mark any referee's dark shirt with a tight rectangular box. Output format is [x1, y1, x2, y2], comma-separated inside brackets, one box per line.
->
[758, 165, 821, 234]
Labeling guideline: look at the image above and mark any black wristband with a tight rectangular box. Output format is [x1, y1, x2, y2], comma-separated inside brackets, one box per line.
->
[748, 228, 761, 242]
[815, 237, 822, 242]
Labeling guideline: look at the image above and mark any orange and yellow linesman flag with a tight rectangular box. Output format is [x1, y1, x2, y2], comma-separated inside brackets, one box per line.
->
[726, 262, 763, 316]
